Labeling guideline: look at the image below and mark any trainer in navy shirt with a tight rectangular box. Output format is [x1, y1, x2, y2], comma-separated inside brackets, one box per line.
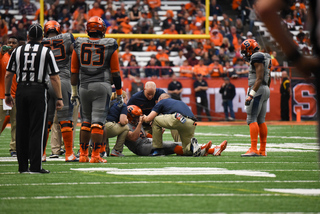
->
[107, 100, 128, 123]
[152, 98, 195, 119]
[127, 81, 165, 115]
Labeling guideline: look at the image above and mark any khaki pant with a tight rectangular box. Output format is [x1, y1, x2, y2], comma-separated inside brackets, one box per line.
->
[50, 102, 79, 154]
[152, 114, 196, 155]
[0, 99, 16, 152]
[105, 122, 129, 152]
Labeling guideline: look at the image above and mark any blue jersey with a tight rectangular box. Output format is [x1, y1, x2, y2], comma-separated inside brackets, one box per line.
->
[106, 100, 127, 123]
[127, 88, 165, 115]
[152, 98, 195, 118]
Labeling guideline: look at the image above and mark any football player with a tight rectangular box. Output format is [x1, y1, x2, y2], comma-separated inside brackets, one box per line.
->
[240, 39, 270, 157]
[71, 16, 124, 163]
[41, 20, 78, 162]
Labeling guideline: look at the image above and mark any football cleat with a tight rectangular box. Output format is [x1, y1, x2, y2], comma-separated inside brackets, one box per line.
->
[49, 153, 59, 158]
[200, 141, 212, 156]
[10, 151, 17, 157]
[110, 149, 125, 157]
[90, 156, 107, 163]
[213, 140, 228, 156]
[241, 148, 261, 157]
[65, 154, 79, 162]
[191, 137, 201, 157]
[79, 155, 89, 163]
[258, 150, 267, 157]
[29, 168, 50, 174]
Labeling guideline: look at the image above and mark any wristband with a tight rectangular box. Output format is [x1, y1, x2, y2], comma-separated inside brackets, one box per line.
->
[287, 49, 302, 62]
[249, 90, 256, 97]
[5, 93, 11, 96]
[57, 98, 63, 100]
[71, 85, 78, 97]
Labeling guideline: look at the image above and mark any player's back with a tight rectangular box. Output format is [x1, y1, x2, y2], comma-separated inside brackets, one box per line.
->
[73, 37, 118, 87]
[248, 52, 271, 86]
[42, 33, 74, 79]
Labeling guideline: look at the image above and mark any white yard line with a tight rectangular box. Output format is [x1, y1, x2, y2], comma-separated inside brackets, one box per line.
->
[0, 180, 318, 187]
[0, 193, 286, 200]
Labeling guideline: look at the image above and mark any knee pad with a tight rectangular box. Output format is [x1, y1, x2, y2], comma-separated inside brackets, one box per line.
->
[47, 121, 53, 132]
[91, 122, 104, 135]
[81, 121, 91, 132]
[59, 121, 73, 133]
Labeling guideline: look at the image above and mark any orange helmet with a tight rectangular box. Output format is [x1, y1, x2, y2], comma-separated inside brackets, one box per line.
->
[241, 39, 260, 61]
[127, 105, 143, 125]
[86, 16, 106, 37]
[44, 20, 61, 36]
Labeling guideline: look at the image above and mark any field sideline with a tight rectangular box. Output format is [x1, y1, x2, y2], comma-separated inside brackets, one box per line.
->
[0, 123, 319, 213]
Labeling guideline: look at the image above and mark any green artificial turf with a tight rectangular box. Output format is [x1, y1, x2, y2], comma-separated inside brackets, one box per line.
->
[0, 125, 319, 213]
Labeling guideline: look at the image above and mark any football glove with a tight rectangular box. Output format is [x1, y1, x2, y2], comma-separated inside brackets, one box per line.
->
[116, 94, 124, 107]
[70, 96, 80, 106]
[245, 95, 253, 106]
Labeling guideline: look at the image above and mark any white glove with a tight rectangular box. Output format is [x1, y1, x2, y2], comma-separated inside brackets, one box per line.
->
[116, 94, 124, 107]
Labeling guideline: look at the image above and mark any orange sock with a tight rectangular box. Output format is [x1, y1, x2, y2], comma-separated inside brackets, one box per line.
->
[60, 121, 74, 157]
[249, 122, 259, 151]
[174, 145, 184, 155]
[92, 142, 101, 158]
[100, 142, 106, 153]
[259, 122, 268, 152]
[207, 148, 215, 154]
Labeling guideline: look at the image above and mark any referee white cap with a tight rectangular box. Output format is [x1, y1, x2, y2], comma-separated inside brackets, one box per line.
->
[28, 24, 43, 39]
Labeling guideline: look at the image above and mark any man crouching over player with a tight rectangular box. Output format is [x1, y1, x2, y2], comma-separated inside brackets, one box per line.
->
[143, 93, 227, 156]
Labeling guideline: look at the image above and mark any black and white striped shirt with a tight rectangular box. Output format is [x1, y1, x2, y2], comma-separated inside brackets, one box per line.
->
[6, 42, 59, 88]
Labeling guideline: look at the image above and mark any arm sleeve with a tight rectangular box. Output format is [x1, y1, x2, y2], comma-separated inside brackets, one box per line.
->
[71, 50, 79, 74]
[47, 49, 60, 76]
[6, 49, 16, 73]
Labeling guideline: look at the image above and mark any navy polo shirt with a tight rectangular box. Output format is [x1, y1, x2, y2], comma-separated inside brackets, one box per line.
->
[127, 88, 166, 115]
[194, 79, 208, 98]
[106, 101, 128, 123]
[152, 98, 195, 118]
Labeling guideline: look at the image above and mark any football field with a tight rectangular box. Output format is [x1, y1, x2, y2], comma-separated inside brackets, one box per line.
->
[0, 123, 319, 214]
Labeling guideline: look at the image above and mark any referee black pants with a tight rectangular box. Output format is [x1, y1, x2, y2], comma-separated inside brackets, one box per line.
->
[16, 85, 48, 172]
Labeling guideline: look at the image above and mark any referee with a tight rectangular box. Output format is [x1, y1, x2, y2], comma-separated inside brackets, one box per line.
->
[4, 24, 63, 174]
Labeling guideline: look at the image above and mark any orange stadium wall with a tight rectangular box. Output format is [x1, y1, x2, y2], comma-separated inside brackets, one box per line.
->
[122, 78, 285, 121]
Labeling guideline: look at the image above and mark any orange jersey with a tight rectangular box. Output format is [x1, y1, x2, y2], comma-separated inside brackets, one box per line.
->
[120, 22, 133, 34]
[156, 53, 169, 66]
[122, 53, 132, 62]
[185, 3, 195, 15]
[0, 24, 8, 37]
[0, 52, 17, 98]
[146, 45, 157, 51]
[203, 44, 213, 51]
[210, 32, 223, 46]
[88, 8, 105, 18]
[179, 65, 193, 78]
[196, 16, 206, 25]
[106, 25, 118, 34]
[193, 64, 209, 76]
[34, 8, 48, 20]
[232, 0, 242, 10]
[163, 29, 178, 35]
[208, 63, 223, 77]
[147, 0, 161, 9]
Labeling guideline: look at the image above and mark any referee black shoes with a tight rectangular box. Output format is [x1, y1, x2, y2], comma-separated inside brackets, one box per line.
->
[29, 169, 50, 174]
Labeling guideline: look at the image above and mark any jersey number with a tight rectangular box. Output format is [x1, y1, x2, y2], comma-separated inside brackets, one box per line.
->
[42, 39, 66, 61]
[80, 44, 105, 66]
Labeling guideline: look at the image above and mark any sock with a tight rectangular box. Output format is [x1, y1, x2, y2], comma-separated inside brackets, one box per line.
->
[62, 131, 73, 157]
[249, 122, 259, 151]
[100, 142, 106, 153]
[91, 142, 101, 158]
[259, 122, 268, 152]
[174, 145, 184, 155]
